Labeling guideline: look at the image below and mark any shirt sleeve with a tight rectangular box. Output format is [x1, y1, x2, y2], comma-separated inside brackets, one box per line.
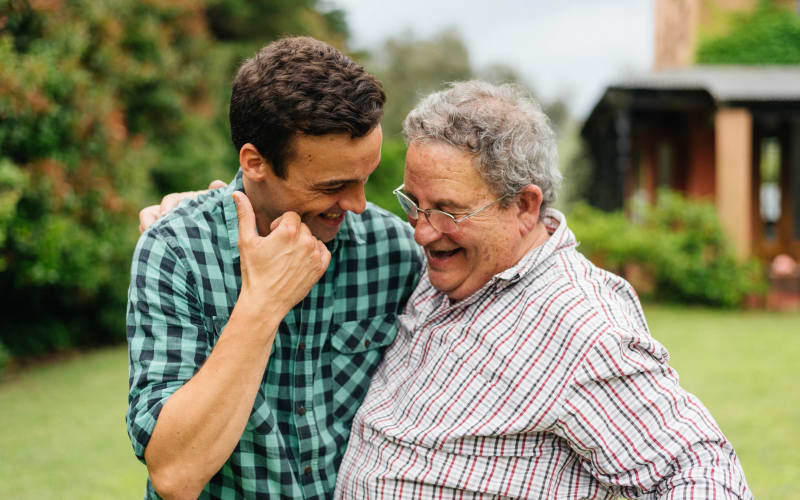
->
[554, 328, 752, 499]
[126, 228, 209, 462]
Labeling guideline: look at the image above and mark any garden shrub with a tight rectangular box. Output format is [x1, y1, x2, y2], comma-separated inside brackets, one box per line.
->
[0, 0, 349, 359]
[568, 191, 766, 307]
[0, 341, 10, 376]
[365, 137, 406, 217]
[696, 0, 800, 64]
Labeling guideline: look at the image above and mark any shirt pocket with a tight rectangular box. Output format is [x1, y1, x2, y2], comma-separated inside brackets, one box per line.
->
[327, 313, 398, 422]
[330, 313, 398, 354]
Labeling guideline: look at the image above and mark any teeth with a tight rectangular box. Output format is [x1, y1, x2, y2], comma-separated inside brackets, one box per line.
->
[321, 213, 341, 219]
[428, 248, 459, 258]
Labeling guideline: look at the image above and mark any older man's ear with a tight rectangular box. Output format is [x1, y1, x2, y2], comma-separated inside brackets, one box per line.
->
[515, 184, 544, 234]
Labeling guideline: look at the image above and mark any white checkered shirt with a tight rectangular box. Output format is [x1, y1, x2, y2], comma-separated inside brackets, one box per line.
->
[335, 209, 752, 499]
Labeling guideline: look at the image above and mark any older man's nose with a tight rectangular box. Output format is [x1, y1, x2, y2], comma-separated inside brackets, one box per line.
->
[413, 213, 442, 246]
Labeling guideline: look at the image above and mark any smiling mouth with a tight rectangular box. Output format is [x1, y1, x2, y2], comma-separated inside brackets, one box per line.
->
[427, 248, 462, 260]
[317, 212, 345, 226]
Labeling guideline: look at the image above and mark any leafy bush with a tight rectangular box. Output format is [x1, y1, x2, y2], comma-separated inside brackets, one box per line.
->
[568, 191, 766, 307]
[696, 0, 800, 64]
[0, 341, 10, 376]
[0, 0, 348, 358]
[0, 1, 185, 356]
[366, 137, 406, 217]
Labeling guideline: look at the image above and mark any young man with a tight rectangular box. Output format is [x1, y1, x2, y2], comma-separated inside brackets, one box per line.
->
[126, 37, 422, 499]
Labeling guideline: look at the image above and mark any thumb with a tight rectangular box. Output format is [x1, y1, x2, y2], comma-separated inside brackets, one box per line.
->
[232, 191, 258, 240]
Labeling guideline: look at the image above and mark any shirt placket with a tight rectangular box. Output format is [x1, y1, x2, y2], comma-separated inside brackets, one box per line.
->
[294, 251, 337, 498]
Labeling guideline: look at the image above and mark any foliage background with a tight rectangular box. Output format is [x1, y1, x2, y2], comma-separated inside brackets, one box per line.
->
[568, 191, 765, 307]
[0, 0, 784, 366]
[0, 0, 575, 366]
[0, 0, 349, 361]
[696, 0, 800, 64]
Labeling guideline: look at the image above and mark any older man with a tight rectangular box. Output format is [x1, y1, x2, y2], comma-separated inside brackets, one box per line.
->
[334, 81, 752, 499]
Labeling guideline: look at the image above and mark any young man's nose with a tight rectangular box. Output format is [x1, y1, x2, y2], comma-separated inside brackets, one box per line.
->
[338, 184, 367, 214]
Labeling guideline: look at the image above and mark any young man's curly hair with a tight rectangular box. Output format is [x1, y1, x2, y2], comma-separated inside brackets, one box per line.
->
[230, 36, 386, 179]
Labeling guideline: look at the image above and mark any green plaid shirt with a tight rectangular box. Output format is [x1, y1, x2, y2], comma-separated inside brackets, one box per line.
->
[126, 171, 422, 499]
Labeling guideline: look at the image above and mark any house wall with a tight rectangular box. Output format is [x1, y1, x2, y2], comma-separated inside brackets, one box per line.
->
[686, 115, 716, 199]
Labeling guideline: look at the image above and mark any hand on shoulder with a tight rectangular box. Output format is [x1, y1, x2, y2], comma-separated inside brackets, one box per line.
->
[138, 179, 228, 233]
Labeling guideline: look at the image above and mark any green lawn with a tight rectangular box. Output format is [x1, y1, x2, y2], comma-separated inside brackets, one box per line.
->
[1, 305, 798, 498]
[644, 305, 800, 499]
[0, 347, 147, 499]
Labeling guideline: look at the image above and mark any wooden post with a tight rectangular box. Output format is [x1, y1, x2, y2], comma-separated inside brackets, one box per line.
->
[715, 107, 753, 260]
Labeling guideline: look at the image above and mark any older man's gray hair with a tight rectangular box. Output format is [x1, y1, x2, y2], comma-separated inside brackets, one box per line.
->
[403, 81, 561, 214]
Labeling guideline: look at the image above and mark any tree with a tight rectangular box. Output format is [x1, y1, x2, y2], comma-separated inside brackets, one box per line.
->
[370, 29, 472, 138]
[0, 0, 353, 361]
[696, 0, 800, 64]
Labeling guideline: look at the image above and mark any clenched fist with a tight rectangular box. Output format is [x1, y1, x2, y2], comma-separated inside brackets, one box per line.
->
[233, 191, 331, 317]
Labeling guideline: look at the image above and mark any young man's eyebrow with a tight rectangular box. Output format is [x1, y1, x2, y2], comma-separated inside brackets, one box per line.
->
[311, 178, 361, 189]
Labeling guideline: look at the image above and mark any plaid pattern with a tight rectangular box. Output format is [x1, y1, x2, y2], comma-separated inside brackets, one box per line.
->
[127, 170, 423, 499]
[336, 209, 752, 500]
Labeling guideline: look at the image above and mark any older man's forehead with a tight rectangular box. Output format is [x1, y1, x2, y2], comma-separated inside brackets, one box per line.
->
[401, 183, 469, 211]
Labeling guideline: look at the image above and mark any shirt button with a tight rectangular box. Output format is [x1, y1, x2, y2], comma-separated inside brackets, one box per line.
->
[298, 342, 306, 352]
[297, 406, 306, 416]
[304, 466, 312, 475]
[363, 339, 371, 348]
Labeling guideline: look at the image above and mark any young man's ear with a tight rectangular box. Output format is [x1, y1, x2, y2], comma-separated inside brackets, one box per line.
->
[239, 143, 270, 182]
[516, 184, 543, 234]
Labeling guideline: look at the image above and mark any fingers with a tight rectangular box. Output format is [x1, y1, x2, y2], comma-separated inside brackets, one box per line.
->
[317, 239, 331, 270]
[269, 211, 301, 235]
[232, 192, 259, 241]
[140, 184, 227, 234]
[159, 192, 193, 216]
[234, 202, 326, 272]
[139, 205, 160, 233]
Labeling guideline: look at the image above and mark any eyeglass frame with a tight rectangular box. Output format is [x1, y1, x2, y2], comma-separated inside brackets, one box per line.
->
[392, 184, 513, 233]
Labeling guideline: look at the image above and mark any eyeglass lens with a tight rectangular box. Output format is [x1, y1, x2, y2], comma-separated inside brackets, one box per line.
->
[395, 191, 457, 233]
[396, 193, 418, 219]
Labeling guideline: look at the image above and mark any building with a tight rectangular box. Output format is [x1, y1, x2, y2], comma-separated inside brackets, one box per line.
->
[582, 0, 800, 264]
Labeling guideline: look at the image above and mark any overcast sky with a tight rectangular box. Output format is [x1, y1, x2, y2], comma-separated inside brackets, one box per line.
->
[328, 0, 654, 118]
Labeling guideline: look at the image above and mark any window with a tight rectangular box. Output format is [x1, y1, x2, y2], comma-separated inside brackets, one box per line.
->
[759, 137, 781, 241]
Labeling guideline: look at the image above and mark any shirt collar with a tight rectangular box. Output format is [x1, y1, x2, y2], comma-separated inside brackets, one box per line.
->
[221, 171, 244, 261]
[337, 211, 366, 245]
[493, 208, 577, 285]
[222, 169, 365, 260]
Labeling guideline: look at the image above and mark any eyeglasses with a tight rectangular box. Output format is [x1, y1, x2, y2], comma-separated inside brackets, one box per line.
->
[392, 184, 510, 233]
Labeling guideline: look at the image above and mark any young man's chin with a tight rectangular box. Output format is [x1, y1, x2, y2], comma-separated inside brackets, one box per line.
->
[308, 214, 345, 242]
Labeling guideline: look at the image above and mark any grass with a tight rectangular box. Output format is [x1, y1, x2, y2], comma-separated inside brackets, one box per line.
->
[644, 305, 800, 499]
[0, 305, 798, 498]
[0, 347, 147, 499]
